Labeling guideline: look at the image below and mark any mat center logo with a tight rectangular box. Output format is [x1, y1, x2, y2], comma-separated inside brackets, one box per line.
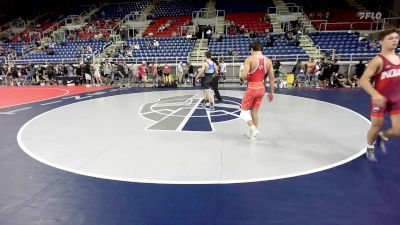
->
[140, 94, 241, 132]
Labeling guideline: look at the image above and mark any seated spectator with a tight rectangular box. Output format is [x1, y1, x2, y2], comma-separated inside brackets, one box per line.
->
[126, 49, 133, 57]
[218, 33, 223, 42]
[145, 41, 152, 47]
[369, 40, 379, 50]
[349, 74, 360, 88]
[266, 36, 274, 47]
[186, 34, 192, 42]
[133, 42, 140, 51]
[87, 45, 93, 53]
[325, 10, 331, 20]
[332, 73, 349, 88]
[153, 40, 159, 48]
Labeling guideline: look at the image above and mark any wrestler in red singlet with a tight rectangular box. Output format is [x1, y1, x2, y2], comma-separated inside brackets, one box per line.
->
[241, 56, 268, 110]
[371, 54, 400, 117]
[240, 41, 275, 140]
[360, 28, 400, 162]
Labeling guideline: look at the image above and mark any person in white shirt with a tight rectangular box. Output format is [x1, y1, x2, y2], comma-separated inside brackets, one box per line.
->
[134, 43, 140, 51]
[177, 62, 184, 84]
[93, 61, 102, 86]
[218, 60, 226, 81]
[153, 40, 159, 48]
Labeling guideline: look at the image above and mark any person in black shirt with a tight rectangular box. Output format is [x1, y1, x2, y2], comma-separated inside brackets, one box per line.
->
[187, 62, 195, 87]
[354, 60, 366, 78]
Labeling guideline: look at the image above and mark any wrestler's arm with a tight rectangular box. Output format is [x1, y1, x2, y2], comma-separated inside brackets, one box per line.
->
[196, 63, 207, 79]
[266, 59, 275, 94]
[360, 56, 386, 107]
[241, 57, 251, 80]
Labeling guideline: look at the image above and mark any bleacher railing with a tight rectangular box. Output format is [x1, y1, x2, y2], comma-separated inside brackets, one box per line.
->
[383, 17, 400, 29]
[8, 58, 80, 65]
[101, 41, 113, 51]
[42, 20, 66, 37]
[7, 51, 386, 66]
[336, 53, 376, 61]
[192, 8, 225, 29]
[218, 54, 310, 63]
[99, 56, 190, 64]
[316, 21, 380, 31]
[21, 45, 35, 57]
[0, 22, 12, 32]
[8, 56, 190, 65]
[285, 3, 303, 14]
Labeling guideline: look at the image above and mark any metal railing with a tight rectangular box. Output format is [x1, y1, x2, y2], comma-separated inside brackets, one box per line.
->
[8, 55, 191, 65]
[8, 58, 80, 65]
[192, 8, 225, 30]
[285, 3, 303, 14]
[311, 19, 383, 31]
[336, 53, 377, 61]
[101, 41, 113, 51]
[0, 22, 12, 32]
[350, 22, 380, 30]
[382, 17, 400, 29]
[21, 45, 35, 57]
[216, 54, 310, 63]
[99, 56, 190, 64]
[319, 48, 336, 58]
[42, 20, 66, 37]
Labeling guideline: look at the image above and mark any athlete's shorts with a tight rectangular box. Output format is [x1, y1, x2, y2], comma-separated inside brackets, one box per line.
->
[203, 75, 213, 89]
[370, 100, 400, 117]
[241, 85, 265, 110]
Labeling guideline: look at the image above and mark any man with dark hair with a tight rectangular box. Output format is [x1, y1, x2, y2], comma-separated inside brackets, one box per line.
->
[240, 41, 275, 140]
[360, 28, 400, 162]
[196, 51, 218, 110]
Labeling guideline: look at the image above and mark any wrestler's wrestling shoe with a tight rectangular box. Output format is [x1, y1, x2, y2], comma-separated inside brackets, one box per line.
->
[366, 147, 378, 162]
[376, 132, 388, 154]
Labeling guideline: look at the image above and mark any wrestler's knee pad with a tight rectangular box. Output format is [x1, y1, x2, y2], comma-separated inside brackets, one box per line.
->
[240, 110, 252, 122]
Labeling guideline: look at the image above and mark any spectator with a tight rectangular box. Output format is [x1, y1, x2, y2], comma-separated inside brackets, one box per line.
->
[134, 42, 140, 51]
[153, 40, 159, 48]
[332, 73, 349, 88]
[349, 74, 360, 88]
[188, 62, 195, 86]
[163, 63, 172, 85]
[177, 62, 184, 84]
[137, 61, 148, 87]
[206, 28, 212, 45]
[354, 60, 366, 78]
[325, 9, 331, 20]
[186, 33, 192, 42]
[266, 36, 274, 47]
[218, 60, 226, 81]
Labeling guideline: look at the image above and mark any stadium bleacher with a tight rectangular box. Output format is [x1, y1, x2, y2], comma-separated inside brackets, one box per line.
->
[309, 32, 382, 60]
[19, 40, 109, 64]
[209, 34, 309, 61]
[126, 37, 195, 63]
[95, 2, 150, 20]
